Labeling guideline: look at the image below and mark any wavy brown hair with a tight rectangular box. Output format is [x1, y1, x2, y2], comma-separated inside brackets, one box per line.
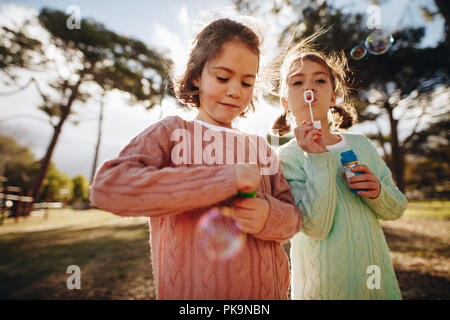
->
[173, 18, 262, 117]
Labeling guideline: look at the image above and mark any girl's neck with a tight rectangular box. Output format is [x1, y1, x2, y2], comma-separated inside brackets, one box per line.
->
[195, 112, 233, 129]
[195, 114, 233, 129]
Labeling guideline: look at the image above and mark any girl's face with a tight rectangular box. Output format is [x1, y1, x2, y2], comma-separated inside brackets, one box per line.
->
[281, 58, 336, 126]
[193, 41, 258, 128]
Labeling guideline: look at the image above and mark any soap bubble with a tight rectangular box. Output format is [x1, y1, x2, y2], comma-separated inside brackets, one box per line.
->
[350, 45, 367, 60]
[364, 29, 394, 55]
[195, 207, 246, 261]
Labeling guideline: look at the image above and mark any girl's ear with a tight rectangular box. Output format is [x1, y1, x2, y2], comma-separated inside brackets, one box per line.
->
[280, 97, 289, 113]
[192, 77, 200, 88]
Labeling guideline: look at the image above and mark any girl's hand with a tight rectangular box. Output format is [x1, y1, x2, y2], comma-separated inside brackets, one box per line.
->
[222, 197, 269, 235]
[233, 164, 261, 193]
[294, 121, 327, 154]
[340, 164, 381, 198]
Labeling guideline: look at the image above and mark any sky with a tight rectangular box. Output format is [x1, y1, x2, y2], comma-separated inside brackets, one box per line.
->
[0, 0, 446, 179]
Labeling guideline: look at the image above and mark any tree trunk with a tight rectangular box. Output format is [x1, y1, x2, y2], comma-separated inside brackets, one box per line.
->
[385, 101, 405, 192]
[90, 91, 105, 184]
[29, 75, 85, 208]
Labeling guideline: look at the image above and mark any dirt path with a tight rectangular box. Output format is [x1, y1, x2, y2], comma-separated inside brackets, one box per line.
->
[381, 216, 450, 300]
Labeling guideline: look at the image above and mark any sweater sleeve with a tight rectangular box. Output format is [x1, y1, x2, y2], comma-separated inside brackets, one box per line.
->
[252, 153, 303, 244]
[360, 136, 408, 221]
[90, 118, 238, 217]
[279, 145, 338, 241]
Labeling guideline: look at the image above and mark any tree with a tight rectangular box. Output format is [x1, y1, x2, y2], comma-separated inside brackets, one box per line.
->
[71, 175, 89, 203]
[0, 135, 71, 203]
[0, 135, 35, 190]
[1, 8, 173, 209]
[38, 163, 71, 202]
[235, 0, 449, 192]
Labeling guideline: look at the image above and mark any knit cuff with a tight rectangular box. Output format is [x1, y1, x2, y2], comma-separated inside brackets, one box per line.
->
[254, 193, 301, 242]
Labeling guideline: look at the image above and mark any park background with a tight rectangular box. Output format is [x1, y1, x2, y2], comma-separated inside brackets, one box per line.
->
[0, 0, 449, 299]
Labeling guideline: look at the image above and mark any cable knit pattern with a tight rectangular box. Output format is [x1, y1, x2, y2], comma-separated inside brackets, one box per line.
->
[279, 132, 408, 300]
[90, 115, 302, 299]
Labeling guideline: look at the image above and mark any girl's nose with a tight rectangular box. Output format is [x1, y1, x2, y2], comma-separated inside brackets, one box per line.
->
[227, 81, 241, 98]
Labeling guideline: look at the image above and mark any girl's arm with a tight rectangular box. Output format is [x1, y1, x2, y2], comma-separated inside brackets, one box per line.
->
[251, 160, 303, 243]
[360, 137, 408, 220]
[90, 119, 238, 218]
[280, 147, 338, 241]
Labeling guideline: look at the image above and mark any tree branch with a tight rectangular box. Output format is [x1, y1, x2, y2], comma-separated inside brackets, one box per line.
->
[0, 77, 34, 96]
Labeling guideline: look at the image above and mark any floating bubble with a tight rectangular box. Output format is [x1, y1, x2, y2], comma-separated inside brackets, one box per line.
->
[195, 207, 246, 261]
[364, 29, 394, 55]
[350, 45, 367, 60]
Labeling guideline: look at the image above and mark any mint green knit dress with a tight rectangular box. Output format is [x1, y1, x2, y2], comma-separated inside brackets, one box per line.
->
[279, 132, 407, 300]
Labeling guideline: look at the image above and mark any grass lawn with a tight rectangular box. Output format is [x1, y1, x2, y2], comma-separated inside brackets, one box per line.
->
[0, 209, 153, 299]
[0, 201, 448, 299]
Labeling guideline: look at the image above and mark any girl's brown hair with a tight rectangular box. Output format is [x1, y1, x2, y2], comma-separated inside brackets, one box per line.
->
[173, 18, 262, 116]
[272, 31, 357, 135]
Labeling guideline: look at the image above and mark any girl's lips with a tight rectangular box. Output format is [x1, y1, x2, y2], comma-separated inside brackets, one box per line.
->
[219, 102, 240, 108]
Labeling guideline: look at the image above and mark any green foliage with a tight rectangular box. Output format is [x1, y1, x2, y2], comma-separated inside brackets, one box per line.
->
[0, 135, 35, 193]
[234, 0, 449, 192]
[38, 163, 72, 202]
[38, 8, 173, 109]
[71, 175, 89, 202]
[1, 8, 175, 205]
[0, 135, 73, 202]
[0, 24, 43, 73]
[404, 118, 450, 199]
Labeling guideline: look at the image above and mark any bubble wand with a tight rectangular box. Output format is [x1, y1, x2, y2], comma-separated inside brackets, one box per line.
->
[303, 90, 321, 129]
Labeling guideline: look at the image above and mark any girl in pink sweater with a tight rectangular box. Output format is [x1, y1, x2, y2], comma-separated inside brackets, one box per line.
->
[90, 18, 302, 300]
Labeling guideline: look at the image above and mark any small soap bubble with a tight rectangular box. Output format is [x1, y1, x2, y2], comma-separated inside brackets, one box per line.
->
[364, 29, 394, 55]
[195, 207, 246, 261]
[350, 45, 367, 60]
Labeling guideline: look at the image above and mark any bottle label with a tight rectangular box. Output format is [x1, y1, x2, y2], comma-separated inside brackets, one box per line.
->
[344, 163, 358, 179]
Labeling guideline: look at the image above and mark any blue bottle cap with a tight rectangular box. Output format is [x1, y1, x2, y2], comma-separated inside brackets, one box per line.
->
[340, 150, 358, 165]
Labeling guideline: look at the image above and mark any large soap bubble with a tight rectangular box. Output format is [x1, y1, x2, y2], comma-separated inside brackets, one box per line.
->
[364, 29, 394, 55]
[195, 206, 246, 261]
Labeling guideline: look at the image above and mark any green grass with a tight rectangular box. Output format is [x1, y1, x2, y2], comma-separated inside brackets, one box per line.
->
[405, 200, 450, 219]
[0, 201, 448, 299]
[0, 209, 154, 299]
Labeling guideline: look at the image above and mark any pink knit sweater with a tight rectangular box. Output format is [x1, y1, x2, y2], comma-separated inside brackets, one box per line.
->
[90, 116, 302, 299]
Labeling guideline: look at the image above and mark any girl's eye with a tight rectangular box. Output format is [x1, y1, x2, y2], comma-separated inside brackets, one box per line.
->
[316, 79, 327, 83]
[293, 81, 303, 85]
[217, 76, 228, 82]
[242, 82, 252, 88]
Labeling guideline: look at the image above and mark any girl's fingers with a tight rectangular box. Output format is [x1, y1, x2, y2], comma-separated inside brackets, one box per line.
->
[347, 173, 378, 184]
[235, 221, 255, 234]
[351, 164, 372, 174]
[349, 181, 378, 190]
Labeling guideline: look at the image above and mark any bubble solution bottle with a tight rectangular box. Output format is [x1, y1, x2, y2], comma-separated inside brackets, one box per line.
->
[195, 190, 257, 261]
[340, 149, 362, 194]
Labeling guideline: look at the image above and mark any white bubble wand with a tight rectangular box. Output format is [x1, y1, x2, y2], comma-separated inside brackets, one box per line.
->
[303, 90, 321, 129]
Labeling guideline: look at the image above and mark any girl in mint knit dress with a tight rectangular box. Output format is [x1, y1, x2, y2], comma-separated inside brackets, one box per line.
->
[273, 37, 408, 299]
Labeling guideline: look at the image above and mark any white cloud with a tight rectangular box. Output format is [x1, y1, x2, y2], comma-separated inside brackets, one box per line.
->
[152, 22, 188, 76]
